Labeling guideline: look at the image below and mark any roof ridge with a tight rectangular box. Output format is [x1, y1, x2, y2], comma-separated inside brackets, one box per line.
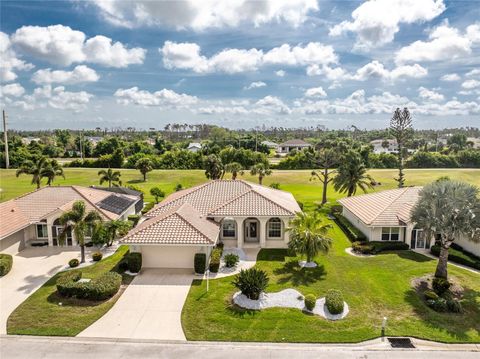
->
[207, 187, 251, 214]
[176, 208, 215, 245]
[250, 187, 296, 214]
[368, 187, 411, 224]
[71, 186, 115, 220]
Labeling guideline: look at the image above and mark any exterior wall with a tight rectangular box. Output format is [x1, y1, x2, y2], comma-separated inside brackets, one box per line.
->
[0, 229, 26, 254]
[137, 245, 210, 269]
[456, 236, 480, 257]
[342, 208, 371, 240]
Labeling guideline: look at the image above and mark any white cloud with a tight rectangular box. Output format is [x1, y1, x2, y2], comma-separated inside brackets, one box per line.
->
[275, 70, 286, 77]
[90, 0, 318, 30]
[11, 25, 145, 67]
[0, 83, 25, 97]
[466, 69, 480, 77]
[330, 0, 445, 48]
[462, 79, 480, 89]
[396, 22, 480, 64]
[255, 95, 291, 115]
[304, 86, 327, 98]
[0, 31, 34, 82]
[114, 87, 198, 107]
[244, 81, 267, 90]
[441, 73, 461, 81]
[31, 65, 99, 84]
[160, 41, 338, 74]
[418, 86, 444, 101]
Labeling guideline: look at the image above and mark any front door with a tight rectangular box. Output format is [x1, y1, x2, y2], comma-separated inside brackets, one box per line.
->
[414, 229, 426, 249]
[245, 220, 259, 242]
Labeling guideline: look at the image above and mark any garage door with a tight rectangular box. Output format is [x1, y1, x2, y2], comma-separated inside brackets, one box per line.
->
[140, 246, 204, 269]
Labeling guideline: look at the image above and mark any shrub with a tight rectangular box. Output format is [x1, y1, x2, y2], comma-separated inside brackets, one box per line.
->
[447, 299, 463, 313]
[352, 241, 373, 254]
[424, 289, 439, 301]
[68, 258, 79, 268]
[128, 215, 141, 227]
[209, 248, 222, 273]
[118, 259, 129, 272]
[224, 253, 239, 268]
[304, 294, 316, 311]
[92, 252, 103, 262]
[56, 270, 82, 297]
[232, 268, 269, 300]
[332, 213, 366, 242]
[269, 182, 280, 189]
[432, 277, 451, 295]
[325, 289, 344, 315]
[427, 298, 448, 312]
[430, 244, 480, 270]
[194, 253, 207, 274]
[127, 252, 142, 273]
[56, 270, 121, 301]
[370, 241, 409, 254]
[141, 202, 155, 215]
[0, 253, 13, 276]
[85, 241, 94, 247]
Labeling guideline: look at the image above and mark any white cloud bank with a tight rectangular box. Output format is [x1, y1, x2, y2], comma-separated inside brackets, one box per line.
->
[0, 31, 34, 82]
[32, 65, 99, 84]
[114, 87, 198, 107]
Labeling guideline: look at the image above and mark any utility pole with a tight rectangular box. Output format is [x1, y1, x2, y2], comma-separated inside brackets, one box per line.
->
[79, 130, 83, 160]
[2, 110, 9, 169]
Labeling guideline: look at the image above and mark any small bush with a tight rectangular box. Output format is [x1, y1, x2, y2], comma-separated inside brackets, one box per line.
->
[427, 298, 448, 312]
[0, 253, 13, 276]
[128, 215, 141, 227]
[424, 289, 439, 301]
[269, 182, 280, 189]
[92, 252, 103, 262]
[85, 241, 94, 247]
[432, 277, 451, 295]
[224, 253, 239, 268]
[127, 252, 142, 273]
[209, 247, 223, 273]
[68, 258, 79, 268]
[352, 241, 373, 254]
[304, 294, 316, 311]
[447, 299, 463, 313]
[325, 289, 344, 315]
[141, 202, 155, 215]
[232, 268, 269, 300]
[118, 259, 129, 272]
[56, 270, 121, 301]
[194, 253, 207, 274]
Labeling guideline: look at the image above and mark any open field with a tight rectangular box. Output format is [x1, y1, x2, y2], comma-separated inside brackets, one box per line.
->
[1, 168, 479, 210]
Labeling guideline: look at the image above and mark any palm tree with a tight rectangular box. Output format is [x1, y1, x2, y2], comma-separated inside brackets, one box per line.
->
[58, 201, 102, 263]
[411, 180, 480, 279]
[16, 157, 49, 189]
[287, 212, 332, 265]
[250, 163, 272, 185]
[135, 157, 153, 181]
[224, 162, 244, 180]
[98, 168, 122, 188]
[333, 150, 374, 197]
[44, 159, 65, 186]
[104, 220, 131, 246]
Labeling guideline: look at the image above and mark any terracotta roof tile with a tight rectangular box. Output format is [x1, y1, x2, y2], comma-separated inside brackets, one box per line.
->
[0, 200, 30, 238]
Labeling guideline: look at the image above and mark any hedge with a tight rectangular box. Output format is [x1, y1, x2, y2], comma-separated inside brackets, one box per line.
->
[56, 270, 122, 301]
[430, 244, 480, 270]
[127, 252, 142, 273]
[332, 212, 366, 242]
[352, 241, 409, 255]
[0, 253, 13, 276]
[209, 247, 223, 273]
[194, 253, 207, 274]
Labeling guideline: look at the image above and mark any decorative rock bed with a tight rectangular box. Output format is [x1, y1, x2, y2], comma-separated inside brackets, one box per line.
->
[298, 260, 318, 268]
[233, 288, 349, 320]
[345, 247, 373, 257]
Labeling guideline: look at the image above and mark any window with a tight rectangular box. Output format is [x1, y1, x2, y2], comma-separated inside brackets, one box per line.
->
[382, 227, 400, 241]
[36, 223, 48, 239]
[222, 220, 236, 238]
[268, 218, 282, 238]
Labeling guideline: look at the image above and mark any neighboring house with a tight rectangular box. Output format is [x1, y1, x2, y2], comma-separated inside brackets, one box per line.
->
[277, 139, 311, 154]
[261, 140, 279, 149]
[467, 137, 480, 149]
[370, 139, 399, 154]
[187, 142, 202, 153]
[85, 136, 103, 146]
[338, 187, 479, 256]
[120, 180, 301, 269]
[0, 186, 142, 255]
[21, 137, 41, 145]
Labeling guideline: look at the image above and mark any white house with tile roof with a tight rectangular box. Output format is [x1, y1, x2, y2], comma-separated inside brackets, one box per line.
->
[0, 186, 142, 254]
[120, 180, 301, 269]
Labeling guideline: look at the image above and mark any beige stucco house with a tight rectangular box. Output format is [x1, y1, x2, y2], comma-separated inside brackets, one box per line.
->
[121, 180, 301, 269]
[277, 139, 311, 154]
[0, 186, 142, 255]
[338, 187, 479, 256]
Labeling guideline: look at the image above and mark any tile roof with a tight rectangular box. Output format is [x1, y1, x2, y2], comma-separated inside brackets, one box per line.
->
[0, 200, 30, 238]
[338, 187, 422, 227]
[120, 203, 219, 245]
[278, 139, 311, 146]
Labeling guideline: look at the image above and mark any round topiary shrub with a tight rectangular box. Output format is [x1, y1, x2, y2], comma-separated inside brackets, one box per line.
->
[304, 294, 316, 311]
[232, 268, 269, 300]
[0, 253, 13, 276]
[432, 277, 451, 295]
[68, 258, 79, 268]
[224, 253, 239, 268]
[56, 270, 121, 301]
[325, 289, 344, 315]
[92, 252, 103, 262]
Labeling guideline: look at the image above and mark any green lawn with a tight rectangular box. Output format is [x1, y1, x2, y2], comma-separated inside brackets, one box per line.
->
[7, 246, 133, 336]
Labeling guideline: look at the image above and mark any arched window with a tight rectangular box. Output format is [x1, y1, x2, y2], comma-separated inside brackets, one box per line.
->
[267, 218, 282, 239]
[222, 219, 236, 239]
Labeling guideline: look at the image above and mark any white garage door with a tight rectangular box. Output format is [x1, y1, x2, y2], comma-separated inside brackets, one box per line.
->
[140, 246, 204, 269]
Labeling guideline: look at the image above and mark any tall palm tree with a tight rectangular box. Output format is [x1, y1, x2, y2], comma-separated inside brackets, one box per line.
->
[333, 150, 374, 197]
[287, 212, 332, 264]
[98, 168, 122, 188]
[58, 201, 102, 263]
[250, 163, 272, 185]
[104, 220, 131, 246]
[224, 162, 244, 180]
[16, 157, 49, 189]
[44, 159, 65, 186]
[412, 180, 480, 279]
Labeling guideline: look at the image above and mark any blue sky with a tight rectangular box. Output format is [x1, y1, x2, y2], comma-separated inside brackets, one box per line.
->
[1, 0, 479, 130]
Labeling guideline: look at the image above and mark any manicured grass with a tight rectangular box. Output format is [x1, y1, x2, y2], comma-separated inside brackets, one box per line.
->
[182, 224, 480, 343]
[7, 246, 133, 336]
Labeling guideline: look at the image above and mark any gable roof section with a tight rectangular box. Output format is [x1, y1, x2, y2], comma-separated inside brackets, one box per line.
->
[338, 187, 422, 227]
[0, 200, 30, 238]
[121, 203, 219, 245]
[279, 139, 310, 146]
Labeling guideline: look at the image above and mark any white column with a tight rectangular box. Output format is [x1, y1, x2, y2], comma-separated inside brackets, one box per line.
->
[236, 217, 244, 248]
[283, 218, 290, 246]
[405, 224, 414, 248]
[259, 218, 267, 248]
[46, 220, 53, 246]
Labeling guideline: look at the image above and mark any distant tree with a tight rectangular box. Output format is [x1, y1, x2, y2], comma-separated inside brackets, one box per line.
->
[16, 156, 49, 189]
[224, 162, 244, 180]
[55, 129, 71, 148]
[150, 187, 165, 204]
[333, 150, 374, 197]
[174, 183, 183, 192]
[135, 157, 153, 181]
[44, 159, 65, 185]
[250, 163, 272, 185]
[109, 148, 125, 168]
[390, 108, 413, 188]
[310, 148, 339, 205]
[98, 168, 122, 188]
[447, 133, 468, 152]
[412, 180, 480, 279]
[203, 154, 224, 180]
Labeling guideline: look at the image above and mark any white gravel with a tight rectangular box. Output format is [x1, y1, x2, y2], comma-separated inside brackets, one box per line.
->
[233, 289, 349, 320]
[345, 247, 373, 257]
[298, 260, 318, 268]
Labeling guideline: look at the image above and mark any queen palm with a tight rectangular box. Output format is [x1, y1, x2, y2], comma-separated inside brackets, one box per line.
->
[16, 157, 49, 189]
[411, 180, 480, 279]
[250, 163, 272, 185]
[287, 212, 332, 265]
[58, 201, 102, 263]
[224, 162, 244, 180]
[333, 150, 374, 197]
[104, 220, 131, 246]
[44, 159, 65, 186]
[98, 168, 122, 188]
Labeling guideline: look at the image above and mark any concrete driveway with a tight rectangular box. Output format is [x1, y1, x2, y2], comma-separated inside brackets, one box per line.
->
[78, 268, 194, 341]
[0, 247, 82, 334]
